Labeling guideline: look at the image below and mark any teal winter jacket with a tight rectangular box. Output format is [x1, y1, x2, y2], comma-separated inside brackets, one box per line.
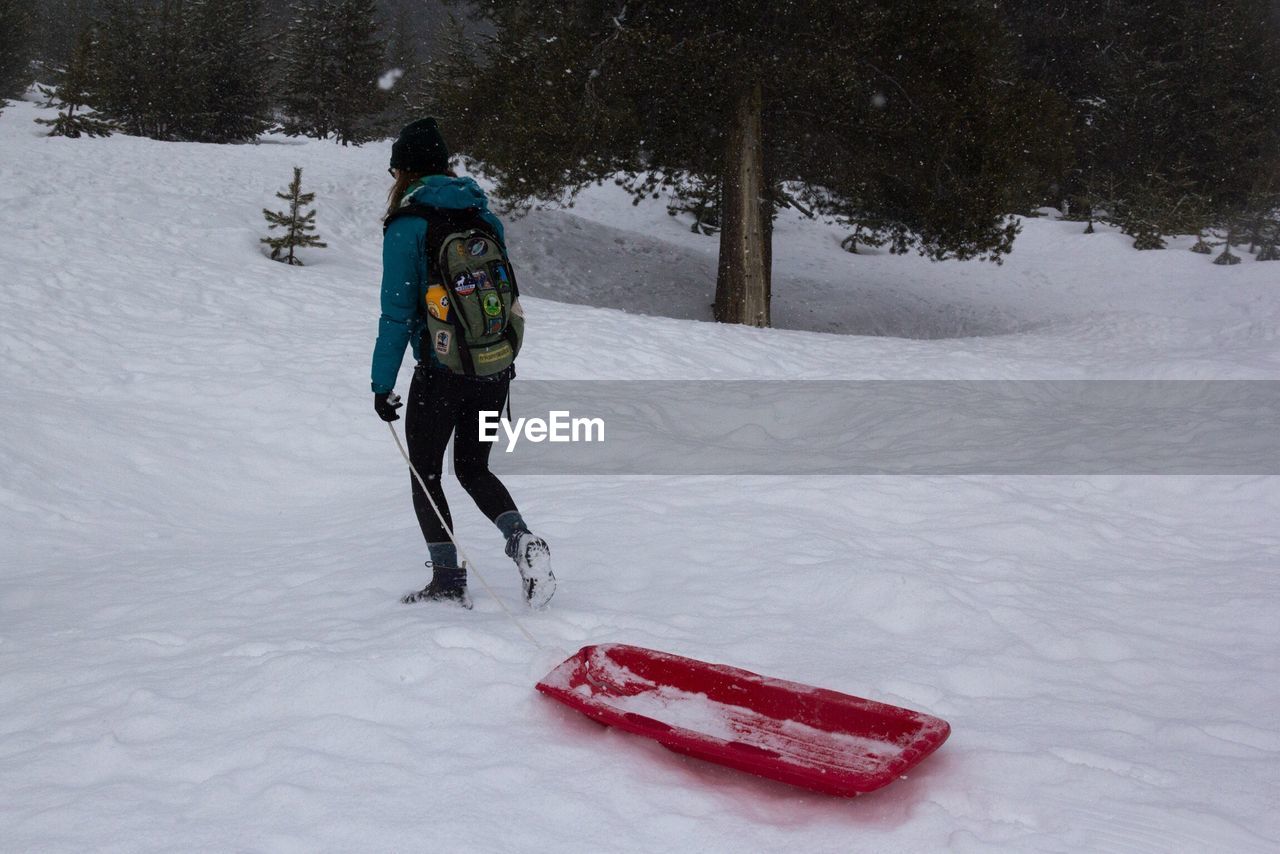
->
[370, 175, 507, 394]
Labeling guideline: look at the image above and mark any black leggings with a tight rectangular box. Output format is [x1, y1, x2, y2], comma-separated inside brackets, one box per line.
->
[405, 365, 518, 546]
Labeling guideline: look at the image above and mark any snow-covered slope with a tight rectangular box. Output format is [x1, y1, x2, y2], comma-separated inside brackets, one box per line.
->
[2, 97, 1278, 853]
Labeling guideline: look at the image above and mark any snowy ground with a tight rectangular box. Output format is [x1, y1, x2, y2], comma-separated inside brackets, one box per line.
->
[2, 97, 1278, 852]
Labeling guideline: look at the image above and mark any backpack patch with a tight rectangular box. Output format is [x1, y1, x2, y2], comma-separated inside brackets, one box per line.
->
[426, 284, 451, 321]
[453, 273, 476, 296]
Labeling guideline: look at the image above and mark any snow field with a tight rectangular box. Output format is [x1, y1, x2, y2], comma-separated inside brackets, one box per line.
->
[2, 97, 1279, 852]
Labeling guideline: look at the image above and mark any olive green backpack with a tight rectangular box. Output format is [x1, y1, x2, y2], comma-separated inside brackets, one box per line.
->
[389, 204, 524, 377]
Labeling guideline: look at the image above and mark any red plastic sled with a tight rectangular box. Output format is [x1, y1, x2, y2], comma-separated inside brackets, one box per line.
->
[537, 644, 950, 797]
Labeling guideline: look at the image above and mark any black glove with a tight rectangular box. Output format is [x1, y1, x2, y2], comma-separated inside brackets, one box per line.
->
[374, 391, 403, 422]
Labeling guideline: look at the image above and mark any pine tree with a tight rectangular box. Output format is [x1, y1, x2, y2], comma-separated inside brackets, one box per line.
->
[330, 0, 387, 144]
[0, 0, 36, 100]
[92, 0, 164, 137]
[27, 0, 96, 68]
[262, 166, 327, 266]
[999, 0, 1117, 213]
[378, 3, 431, 131]
[1001, 0, 1280, 249]
[1240, 157, 1280, 261]
[1258, 225, 1280, 262]
[36, 27, 115, 138]
[1213, 226, 1244, 265]
[183, 0, 274, 142]
[386, 3, 419, 76]
[1255, 175, 1280, 262]
[280, 3, 335, 140]
[86, 0, 272, 143]
[281, 0, 386, 145]
[1096, 1, 1276, 245]
[432, 0, 1069, 326]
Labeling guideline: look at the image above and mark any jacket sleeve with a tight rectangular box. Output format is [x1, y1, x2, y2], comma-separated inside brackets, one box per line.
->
[370, 216, 427, 394]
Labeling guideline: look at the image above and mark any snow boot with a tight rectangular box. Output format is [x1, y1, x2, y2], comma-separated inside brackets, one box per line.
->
[506, 530, 555, 609]
[402, 563, 473, 609]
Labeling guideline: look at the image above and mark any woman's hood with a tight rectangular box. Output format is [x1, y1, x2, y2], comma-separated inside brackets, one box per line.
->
[402, 175, 492, 211]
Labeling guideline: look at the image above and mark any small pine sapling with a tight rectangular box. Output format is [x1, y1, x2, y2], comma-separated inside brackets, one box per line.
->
[1255, 218, 1279, 261]
[839, 211, 893, 255]
[1119, 199, 1167, 250]
[262, 166, 327, 266]
[663, 173, 721, 235]
[1244, 178, 1280, 261]
[1212, 226, 1242, 266]
[35, 28, 115, 139]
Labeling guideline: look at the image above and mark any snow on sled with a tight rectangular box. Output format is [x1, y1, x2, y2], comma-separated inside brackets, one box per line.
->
[537, 644, 950, 797]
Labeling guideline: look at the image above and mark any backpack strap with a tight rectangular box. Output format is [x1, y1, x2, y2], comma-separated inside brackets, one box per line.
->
[386, 203, 519, 299]
[387, 202, 495, 256]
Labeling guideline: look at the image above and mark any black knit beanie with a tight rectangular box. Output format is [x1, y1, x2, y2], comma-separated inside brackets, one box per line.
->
[390, 118, 450, 174]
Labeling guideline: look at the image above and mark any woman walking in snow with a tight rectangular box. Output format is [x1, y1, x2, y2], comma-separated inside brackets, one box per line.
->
[371, 118, 554, 610]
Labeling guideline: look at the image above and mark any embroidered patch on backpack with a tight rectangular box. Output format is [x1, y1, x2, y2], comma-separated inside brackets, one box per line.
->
[426, 284, 451, 320]
[434, 330, 452, 356]
[453, 273, 476, 296]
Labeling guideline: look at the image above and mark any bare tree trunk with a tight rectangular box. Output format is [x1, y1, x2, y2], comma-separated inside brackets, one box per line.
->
[714, 81, 770, 327]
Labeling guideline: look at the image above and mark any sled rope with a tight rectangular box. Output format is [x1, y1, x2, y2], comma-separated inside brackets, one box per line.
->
[388, 423, 542, 648]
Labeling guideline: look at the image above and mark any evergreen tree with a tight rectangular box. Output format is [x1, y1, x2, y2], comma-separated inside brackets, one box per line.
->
[35, 27, 115, 137]
[999, 0, 1125, 229]
[1000, 0, 1280, 250]
[330, 0, 388, 143]
[1238, 157, 1280, 261]
[279, 3, 336, 139]
[432, 0, 1069, 326]
[184, 0, 274, 142]
[378, 3, 432, 131]
[92, 0, 165, 137]
[154, 0, 192, 137]
[0, 0, 36, 100]
[262, 166, 327, 265]
[1257, 221, 1280, 261]
[386, 3, 419, 74]
[281, 0, 387, 144]
[87, 0, 272, 142]
[27, 0, 94, 68]
[1212, 229, 1243, 265]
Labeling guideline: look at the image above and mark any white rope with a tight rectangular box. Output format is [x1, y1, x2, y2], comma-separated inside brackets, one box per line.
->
[388, 421, 542, 648]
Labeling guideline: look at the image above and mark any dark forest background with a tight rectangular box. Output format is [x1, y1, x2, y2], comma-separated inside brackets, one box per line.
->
[13, 0, 457, 63]
[2, 0, 1277, 322]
